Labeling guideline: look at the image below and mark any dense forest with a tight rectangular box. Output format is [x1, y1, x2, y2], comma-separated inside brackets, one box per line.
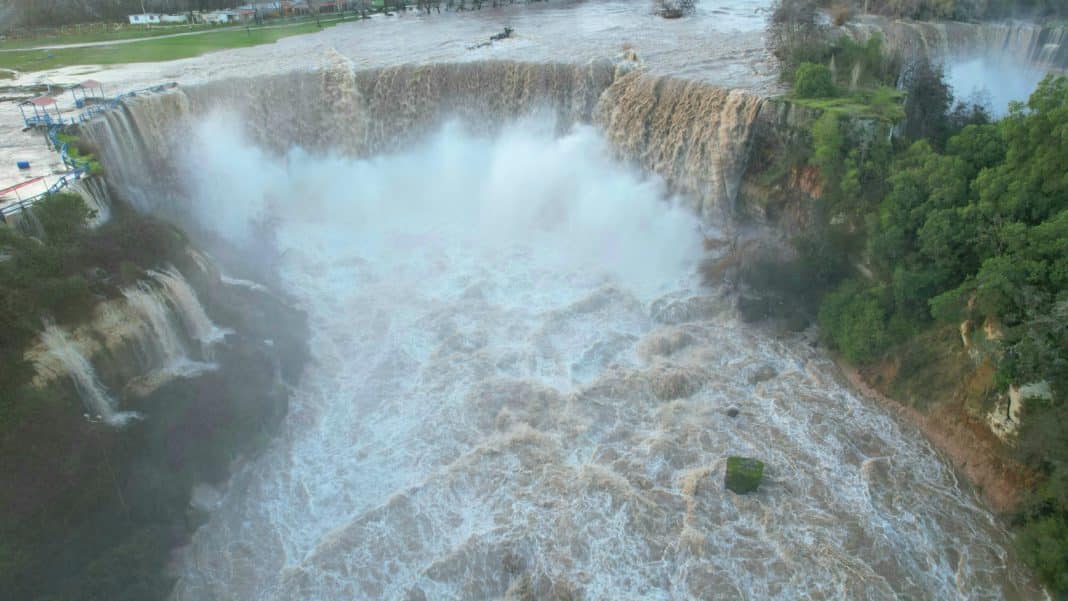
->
[760, 0, 1068, 593]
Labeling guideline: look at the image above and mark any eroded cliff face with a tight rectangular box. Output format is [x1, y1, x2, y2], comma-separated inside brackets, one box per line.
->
[1, 208, 308, 600]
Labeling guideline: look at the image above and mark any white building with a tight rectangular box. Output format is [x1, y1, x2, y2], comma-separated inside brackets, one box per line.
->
[200, 11, 241, 24]
[160, 14, 189, 24]
[128, 13, 162, 25]
[238, 1, 286, 15]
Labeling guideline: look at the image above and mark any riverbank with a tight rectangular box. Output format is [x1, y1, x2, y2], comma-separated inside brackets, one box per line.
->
[838, 360, 1034, 514]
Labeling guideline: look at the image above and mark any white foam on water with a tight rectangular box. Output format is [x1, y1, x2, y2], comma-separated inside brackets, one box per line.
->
[945, 56, 1046, 116]
[170, 118, 1039, 600]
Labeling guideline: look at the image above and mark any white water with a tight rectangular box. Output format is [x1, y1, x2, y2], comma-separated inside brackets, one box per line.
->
[170, 118, 1039, 599]
[150, 266, 231, 359]
[72, 177, 113, 227]
[39, 322, 139, 426]
[123, 279, 213, 381]
[945, 57, 1046, 117]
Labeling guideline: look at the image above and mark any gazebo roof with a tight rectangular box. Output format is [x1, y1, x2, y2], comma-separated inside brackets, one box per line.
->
[22, 95, 57, 107]
[76, 79, 103, 89]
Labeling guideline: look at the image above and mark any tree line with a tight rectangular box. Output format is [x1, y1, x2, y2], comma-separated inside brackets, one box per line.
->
[760, 0, 1068, 593]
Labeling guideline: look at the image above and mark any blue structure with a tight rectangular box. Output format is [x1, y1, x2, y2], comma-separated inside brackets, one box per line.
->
[5, 82, 179, 222]
[18, 95, 64, 127]
[71, 79, 105, 109]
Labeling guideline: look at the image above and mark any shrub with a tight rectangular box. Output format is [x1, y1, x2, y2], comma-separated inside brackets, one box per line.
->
[818, 279, 891, 363]
[794, 62, 837, 98]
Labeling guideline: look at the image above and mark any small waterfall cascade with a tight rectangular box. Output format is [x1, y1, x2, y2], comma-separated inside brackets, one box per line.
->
[39, 322, 139, 426]
[122, 277, 212, 379]
[13, 205, 45, 239]
[71, 176, 112, 227]
[149, 266, 230, 359]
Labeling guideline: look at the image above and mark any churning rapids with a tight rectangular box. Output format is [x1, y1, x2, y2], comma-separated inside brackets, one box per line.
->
[73, 59, 1044, 599]
[171, 121, 1031, 600]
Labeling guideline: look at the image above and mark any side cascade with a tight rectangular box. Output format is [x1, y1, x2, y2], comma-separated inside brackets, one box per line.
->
[32, 266, 227, 424]
[71, 176, 112, 227]
[39, 321, 140, 426]
[150, 266, 231, 360]
[121, 267, 224, 381]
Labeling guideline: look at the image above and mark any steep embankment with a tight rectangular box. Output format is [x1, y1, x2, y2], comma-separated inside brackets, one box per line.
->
[0, 186, 307, 599]
[734, 91, 1041, 516]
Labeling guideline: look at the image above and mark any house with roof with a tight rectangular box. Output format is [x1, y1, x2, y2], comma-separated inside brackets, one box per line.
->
[128, 13, 162, 25]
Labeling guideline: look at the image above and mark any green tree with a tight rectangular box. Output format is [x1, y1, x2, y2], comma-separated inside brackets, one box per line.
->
[819, 279, 890, 363]
[794, 62, 837, 98]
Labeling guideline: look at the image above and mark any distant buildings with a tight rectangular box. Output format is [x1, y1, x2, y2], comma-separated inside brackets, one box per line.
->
[127, 11, 250, 26]
[128, 13, 162, 25]
[127, 0, 349, 27]
[128, 13, 188, 25]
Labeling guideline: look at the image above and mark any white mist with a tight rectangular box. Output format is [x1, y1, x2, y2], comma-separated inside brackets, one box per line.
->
[171, 117, 1035, 600]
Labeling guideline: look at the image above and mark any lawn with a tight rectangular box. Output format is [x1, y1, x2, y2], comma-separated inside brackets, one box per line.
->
[0, 18, 346, 72]
[0, 24, 235, 50]
[788, 87, 906, 122]
[0, 14, 337, 50]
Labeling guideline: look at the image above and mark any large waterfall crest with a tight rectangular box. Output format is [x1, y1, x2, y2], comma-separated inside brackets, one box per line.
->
[81, 61, 764, 227]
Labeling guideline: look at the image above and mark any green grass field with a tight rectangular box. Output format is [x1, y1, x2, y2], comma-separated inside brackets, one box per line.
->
[0, 24, 234, 50]
[0, 14, 339, 50]
[0, 18, 346, 72]
[789, 87, 906, 122]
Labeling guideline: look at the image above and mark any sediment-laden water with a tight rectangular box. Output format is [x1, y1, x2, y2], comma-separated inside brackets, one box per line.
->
[61, 35, 1052, 597]
[153, 118, 1038, 600]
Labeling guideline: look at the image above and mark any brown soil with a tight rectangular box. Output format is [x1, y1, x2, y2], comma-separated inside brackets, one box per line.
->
[839, 362, 1035, 513]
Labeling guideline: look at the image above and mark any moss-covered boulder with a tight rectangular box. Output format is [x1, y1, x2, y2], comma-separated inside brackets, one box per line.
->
[725, 456, 764, 494]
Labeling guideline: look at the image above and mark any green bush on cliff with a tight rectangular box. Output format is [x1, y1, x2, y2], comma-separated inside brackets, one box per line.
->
[818, 279, 891, 363]
[794, 62, 837, 98]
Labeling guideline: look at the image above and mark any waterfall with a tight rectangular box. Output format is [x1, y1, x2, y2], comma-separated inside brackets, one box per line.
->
[80, 90, 191, 213]
[39, 322, 139, 426]
[122, 279, 212, 379]
[851, 17, 1068, 73]
[594, 71, 765, 222]
[149, 266, 230, 359]
[80, 61, 765, 229]
[71, 176, 112, 227]
[13, 204, 45, 239]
